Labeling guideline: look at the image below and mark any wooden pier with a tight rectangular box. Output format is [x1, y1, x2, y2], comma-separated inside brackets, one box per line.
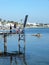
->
[0, 15, 28, 65]
[0, 32, 27, 65]
[0, 32, 25, 55]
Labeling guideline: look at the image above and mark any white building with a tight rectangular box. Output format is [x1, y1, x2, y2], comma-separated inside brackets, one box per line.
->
[27, 22, 37, 25]
[5, 23, 14, 27]
[0, 22, 2, 26]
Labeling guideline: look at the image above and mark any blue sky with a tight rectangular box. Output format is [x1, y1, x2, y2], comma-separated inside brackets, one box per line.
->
[0, 0, 49, 23]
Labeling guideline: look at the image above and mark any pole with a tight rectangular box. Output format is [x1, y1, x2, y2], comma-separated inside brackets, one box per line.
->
[4, 33, 7, 55]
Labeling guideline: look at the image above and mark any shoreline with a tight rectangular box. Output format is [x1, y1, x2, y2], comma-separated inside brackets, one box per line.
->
[0, 26, 49, 31]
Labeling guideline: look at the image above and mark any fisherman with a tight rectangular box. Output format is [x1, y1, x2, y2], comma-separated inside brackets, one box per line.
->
[14, 23, 16, 28]
[10, 25, 12, 33]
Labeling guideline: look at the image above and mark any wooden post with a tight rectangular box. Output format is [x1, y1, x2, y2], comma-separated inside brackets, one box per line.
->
[10, 55, 13, 65]
[18, 34, 20, 54]
[4, 33, 7, 55]
[24, 38, 25, 57]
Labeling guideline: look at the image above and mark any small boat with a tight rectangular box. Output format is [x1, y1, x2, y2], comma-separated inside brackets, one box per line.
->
[32, 33, 42, 37]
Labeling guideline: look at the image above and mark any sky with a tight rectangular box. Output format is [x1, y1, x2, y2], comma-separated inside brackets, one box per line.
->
[0, 0, 49, 23]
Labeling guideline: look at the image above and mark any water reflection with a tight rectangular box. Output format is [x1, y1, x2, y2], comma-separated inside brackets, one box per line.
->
[10, 53, 27, 65]
[0, 49, 27, 65]
[10, 55, 17, 65]
[0, 34, 27, 65]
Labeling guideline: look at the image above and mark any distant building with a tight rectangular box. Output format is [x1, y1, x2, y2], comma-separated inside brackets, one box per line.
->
[0, 22, 2, 26]
[5, 23, 14, 27]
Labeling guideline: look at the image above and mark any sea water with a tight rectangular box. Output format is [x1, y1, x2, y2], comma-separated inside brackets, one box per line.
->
[0, 28, 49, 65]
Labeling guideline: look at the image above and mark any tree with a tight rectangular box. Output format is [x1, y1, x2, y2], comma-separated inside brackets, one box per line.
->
[10, 21, 14, 23]
[0, 18, 2, 22]
[3, 20, 6, 22]
[1, 20, 6, 25]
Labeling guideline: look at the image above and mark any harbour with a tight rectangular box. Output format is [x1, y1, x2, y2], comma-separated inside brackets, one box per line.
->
[0, 0, 49, 65]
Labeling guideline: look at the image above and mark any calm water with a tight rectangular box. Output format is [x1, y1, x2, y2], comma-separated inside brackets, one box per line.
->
[0, 28, 49, 65]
